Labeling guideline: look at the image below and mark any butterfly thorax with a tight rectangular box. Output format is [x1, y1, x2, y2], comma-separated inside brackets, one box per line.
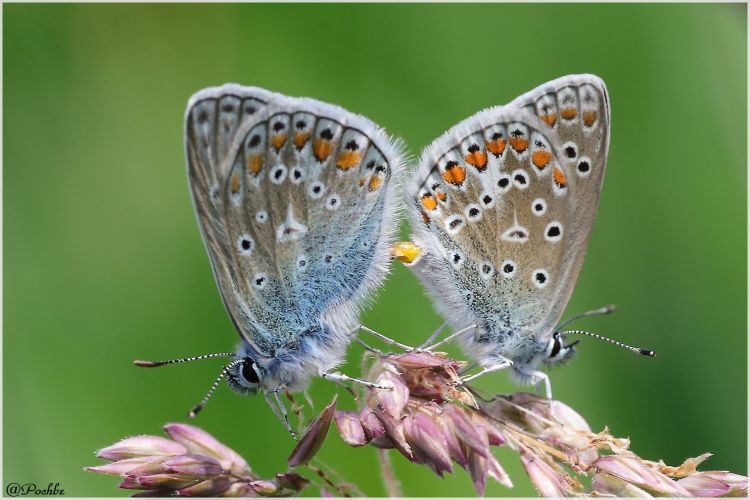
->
[231, 317, 352, 392]
[458, 319, 551, 374]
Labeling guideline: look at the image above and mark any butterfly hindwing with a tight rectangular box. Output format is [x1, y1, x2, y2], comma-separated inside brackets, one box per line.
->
[408, 75, 609, 343]
[186, 86, 403, 355]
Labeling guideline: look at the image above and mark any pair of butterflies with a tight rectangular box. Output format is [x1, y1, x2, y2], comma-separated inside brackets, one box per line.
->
[137, 75, 652, 424]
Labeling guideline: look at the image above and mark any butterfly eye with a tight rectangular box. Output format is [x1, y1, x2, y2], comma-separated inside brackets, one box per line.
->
[241, 358, 260, 385]
[549, 333, 563, 358]
[547, 332, 563, 361]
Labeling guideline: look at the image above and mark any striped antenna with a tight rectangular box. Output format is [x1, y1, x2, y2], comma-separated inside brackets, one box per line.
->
[560, 330, 655, 357]
[189, 359, 243, 418]
[133, 352, 235, 367]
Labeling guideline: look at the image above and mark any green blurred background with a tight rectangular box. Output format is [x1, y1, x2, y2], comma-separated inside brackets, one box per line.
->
[4, 3, 747, 497]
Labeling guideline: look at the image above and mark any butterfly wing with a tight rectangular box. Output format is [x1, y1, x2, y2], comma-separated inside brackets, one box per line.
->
[407, 75, 609, 344]
[185, 85, 403, 356]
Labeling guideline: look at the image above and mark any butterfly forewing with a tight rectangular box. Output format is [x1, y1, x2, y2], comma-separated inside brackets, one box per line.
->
[186, 86, 402, 355]
[408, 75, 609, 342]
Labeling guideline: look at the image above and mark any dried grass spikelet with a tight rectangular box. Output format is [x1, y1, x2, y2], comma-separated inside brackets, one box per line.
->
[86, 423, 309, 497]
[330, 350, 748, 497]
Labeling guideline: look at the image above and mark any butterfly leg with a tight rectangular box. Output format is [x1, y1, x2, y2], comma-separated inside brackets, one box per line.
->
[526, 370, 552, 400]
[417, 321, 449, 349]
[263, 390, 297, 438]
[322, 371, 391, 390]
[320, 372, 357, 397]
[421, 324, 477, 352]
[458, 361, 478, 376]
[303, 389, 315, 411]
[358, 325, 415, 351]
[353, 336, 384, 355]
[460, 357, 513, 384]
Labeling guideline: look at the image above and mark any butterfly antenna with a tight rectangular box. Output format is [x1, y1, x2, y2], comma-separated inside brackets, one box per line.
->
[557, 304, 616, 329]
[133, 352, 235, 367]
[188, 359, 243, 418]
[560, 329, 655, 357]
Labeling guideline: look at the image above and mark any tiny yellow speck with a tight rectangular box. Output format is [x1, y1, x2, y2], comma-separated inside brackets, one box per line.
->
[391, 242, 422, 264]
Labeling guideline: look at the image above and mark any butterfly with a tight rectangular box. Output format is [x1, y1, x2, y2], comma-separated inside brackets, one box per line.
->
[399, 75, 653, 397]
[136, 85, 405, 431]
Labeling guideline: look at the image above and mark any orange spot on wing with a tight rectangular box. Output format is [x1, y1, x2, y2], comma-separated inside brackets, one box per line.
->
[553, 166, 568, 188]
[293, 132, 311, 149]
[583, 111, 597, 127]
[435, 189, 447, 202]
[464, 151, 488, 171]
[313, 139, 333, 162]
[486, 138, 506, 156]
[271, 134, 287, 151]
[532, 150, 552, 170]
[560, 107, 577, 120]
[246, 155, 263, 175]
[421, 193, 438, 211]
[336, 150, 362, 170]
[509, 136, 529, 153]
[442, 163, 466, 186]
[540, 113, 557, 127]
[368, 175, 383, 191]
[230, 174, 240, 194]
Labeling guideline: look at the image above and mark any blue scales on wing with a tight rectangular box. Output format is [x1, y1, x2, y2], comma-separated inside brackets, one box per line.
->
[185, 85, 403, 355]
